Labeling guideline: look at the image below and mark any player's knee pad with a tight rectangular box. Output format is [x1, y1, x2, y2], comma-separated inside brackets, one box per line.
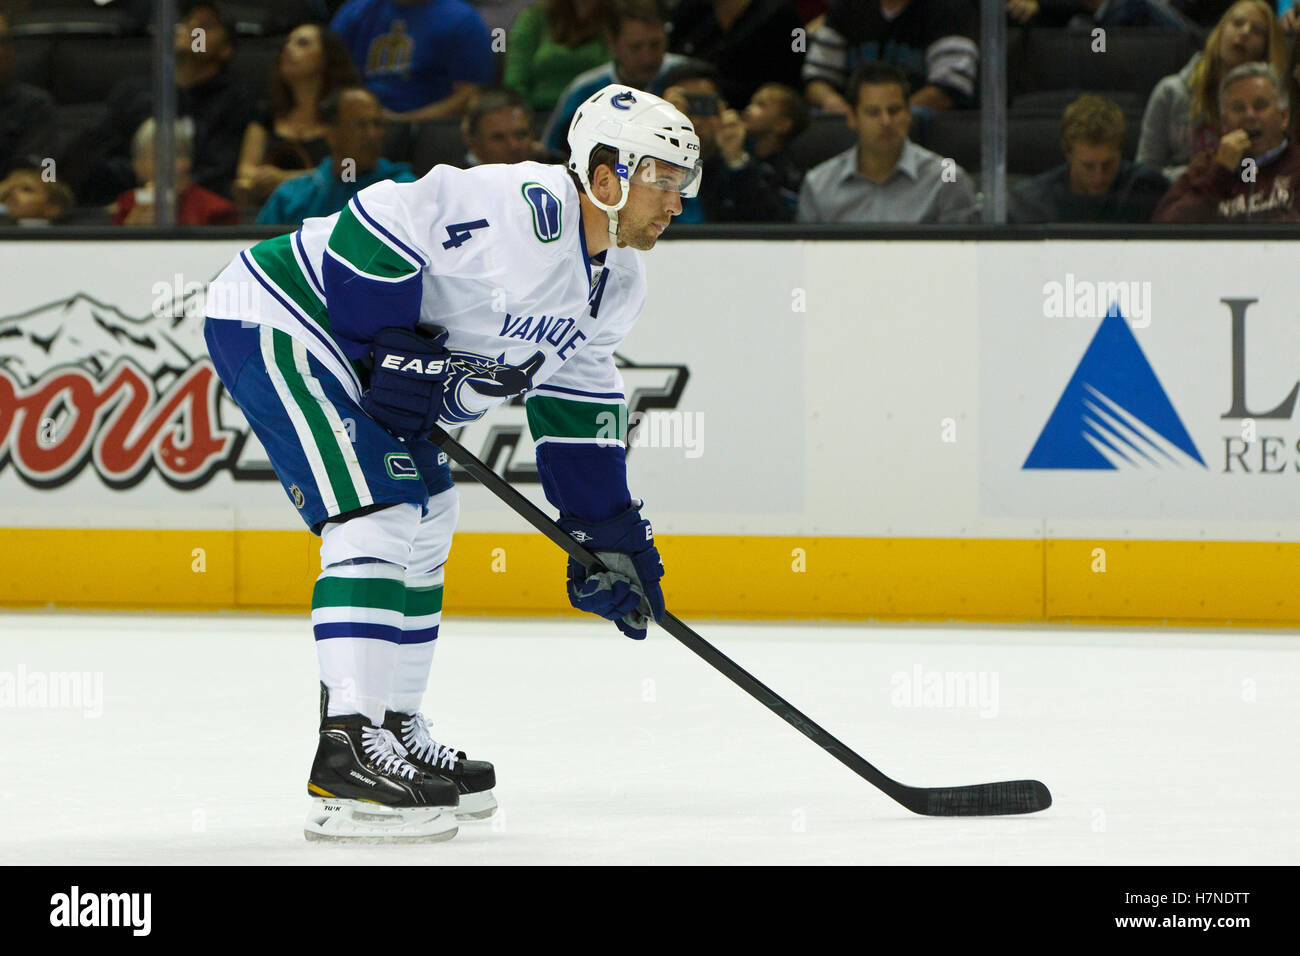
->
[408, 486, 459, 574]
[320, 502, 423, 570]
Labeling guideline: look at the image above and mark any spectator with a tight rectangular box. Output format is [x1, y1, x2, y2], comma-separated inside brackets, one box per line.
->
[68, 1, 255, 204]
[742, 82, 810, 211]
[462, 87, 544, 164]
[0, 168, 73, 224]
[331, 0, 493, 121]
[234, 24, 361, 210]
[113, 119, 239, 226]
[0, 10, 55, 177]
[542, 0, 691, 152]
[257, 87, 416, 226]
[804, 0, 978, 116]
[670, 0, 804, 108]
[660, 62, 792, 222]
[505, 1, 611, 112]
[1138, 0, 1285, 181]
[1154, 63, 1300, 221]
[1007, 0, 1201, 32]
[797, 62, 977, 223]
[1011, 95, 1170, 223]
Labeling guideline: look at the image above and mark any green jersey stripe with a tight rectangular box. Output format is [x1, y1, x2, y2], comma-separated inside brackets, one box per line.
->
[327, 204, 420, 279]
[312, 574, 407, 612]
[526, 395, 627, 442]
[248, 234, 331, 329]
[270, 331, 363, 514]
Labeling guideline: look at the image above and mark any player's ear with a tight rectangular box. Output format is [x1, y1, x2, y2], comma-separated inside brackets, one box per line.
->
[594, 162, 620, 205]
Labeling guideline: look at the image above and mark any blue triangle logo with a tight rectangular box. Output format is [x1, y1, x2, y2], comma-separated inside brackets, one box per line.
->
[1024, 307, 1205, 469]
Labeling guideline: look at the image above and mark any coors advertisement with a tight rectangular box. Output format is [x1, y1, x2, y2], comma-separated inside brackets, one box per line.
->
[0, 252, 689, 496]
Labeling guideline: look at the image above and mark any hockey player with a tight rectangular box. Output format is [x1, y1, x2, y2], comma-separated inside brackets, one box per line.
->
[202, 85, 701, 841]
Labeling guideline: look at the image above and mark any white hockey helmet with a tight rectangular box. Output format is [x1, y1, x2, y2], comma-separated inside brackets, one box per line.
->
[566, 84, 702, 242]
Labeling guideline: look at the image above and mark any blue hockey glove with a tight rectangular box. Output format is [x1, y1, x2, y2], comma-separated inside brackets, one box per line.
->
[361, 325, 451, 440]
[558, 501, 665, 640]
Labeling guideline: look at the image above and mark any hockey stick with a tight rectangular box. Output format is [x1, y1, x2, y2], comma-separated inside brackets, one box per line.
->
[430, 426, 1051, 816]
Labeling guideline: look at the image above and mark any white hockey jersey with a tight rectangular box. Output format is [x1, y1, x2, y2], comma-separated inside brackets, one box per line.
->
[205, 162, 644, 436]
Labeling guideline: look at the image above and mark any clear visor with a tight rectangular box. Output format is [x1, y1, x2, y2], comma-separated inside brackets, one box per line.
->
[628, 156, 702, 199]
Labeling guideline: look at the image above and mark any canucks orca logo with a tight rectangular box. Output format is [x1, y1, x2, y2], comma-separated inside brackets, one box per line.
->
[439, 349, 547, 424]
[611, 90, 636, 110]
[521, 182, 561, 243]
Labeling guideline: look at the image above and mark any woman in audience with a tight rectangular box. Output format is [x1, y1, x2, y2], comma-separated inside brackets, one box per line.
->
[504, 0, 610, 112]
[1137, 0, 1286, 181]
[233, 23, 359, 209]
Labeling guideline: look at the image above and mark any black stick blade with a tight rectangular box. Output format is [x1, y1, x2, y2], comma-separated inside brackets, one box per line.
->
[905, 779, 1052, 816]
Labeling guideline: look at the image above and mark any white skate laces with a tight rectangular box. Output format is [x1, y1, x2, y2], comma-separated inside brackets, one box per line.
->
[401, 713, 460, 771]
[361, 725, 419, 780]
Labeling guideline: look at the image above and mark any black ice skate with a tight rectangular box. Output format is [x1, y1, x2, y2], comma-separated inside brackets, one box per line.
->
[384, 711, 498, 821]
[305, 714, 460, 842]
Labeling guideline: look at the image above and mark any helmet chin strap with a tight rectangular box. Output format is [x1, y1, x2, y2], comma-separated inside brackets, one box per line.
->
[582, 175, 631, 249]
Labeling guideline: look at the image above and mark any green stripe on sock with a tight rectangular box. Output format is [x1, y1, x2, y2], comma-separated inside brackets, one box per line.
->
[526, 396, 626, 442]
[313, 574, 407, 612]
[405, 584, 443, 617]
[270, 331, 362, 513]
[327, 204, 419, 278]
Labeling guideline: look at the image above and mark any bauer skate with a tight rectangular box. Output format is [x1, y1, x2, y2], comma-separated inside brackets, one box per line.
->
[384, 711, 498, 821]
[305, 714, 460, 842]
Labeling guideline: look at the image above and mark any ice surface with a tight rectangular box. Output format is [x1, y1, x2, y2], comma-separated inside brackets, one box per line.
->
[1, 611, 1296, 865]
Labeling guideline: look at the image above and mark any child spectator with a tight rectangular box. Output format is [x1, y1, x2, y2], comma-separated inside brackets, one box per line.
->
[660, 62, 793, 222]
[331, 0, 494, 121]
[0, 168, 74, 224]
[670, 0, 804, 108]
[1138, 0, 1286, 181]
[113, 119, 239, 226]
[798, 61, 977, 222]
[1011, 95, 1170, 223]
[543, 0, 690, 153]
[234, 24, 361, 209]
[742, 82, 811, 211]
[804, 0, 978, 115]
[505, 1, 611, 112]
[257, 87, 416, 226]
[1154, 63, 1300, 221]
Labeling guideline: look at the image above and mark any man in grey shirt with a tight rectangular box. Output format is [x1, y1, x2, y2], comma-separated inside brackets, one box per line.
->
[798, 62, 977, 223]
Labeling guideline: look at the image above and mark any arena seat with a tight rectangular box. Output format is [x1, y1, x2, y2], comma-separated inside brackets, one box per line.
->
[785, 114, 856, 173]
[1013, 28, 1199, 104]
[47, 36, 151, 105]
[7, 35, 54, 91]
[410, 120, 469, 176]
[227, 35, 286, 107]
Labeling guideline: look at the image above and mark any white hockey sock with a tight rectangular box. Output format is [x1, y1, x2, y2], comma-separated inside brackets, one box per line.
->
[389, 568, 443, 715]
[312, 562, 407, 725]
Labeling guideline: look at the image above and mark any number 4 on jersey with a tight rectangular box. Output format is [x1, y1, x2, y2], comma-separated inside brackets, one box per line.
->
[442, 219, 490, 249]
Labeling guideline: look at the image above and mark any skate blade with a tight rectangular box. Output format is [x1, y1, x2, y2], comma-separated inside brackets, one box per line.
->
[454, 789, 498, 821]
[304, 798, 458, 843]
